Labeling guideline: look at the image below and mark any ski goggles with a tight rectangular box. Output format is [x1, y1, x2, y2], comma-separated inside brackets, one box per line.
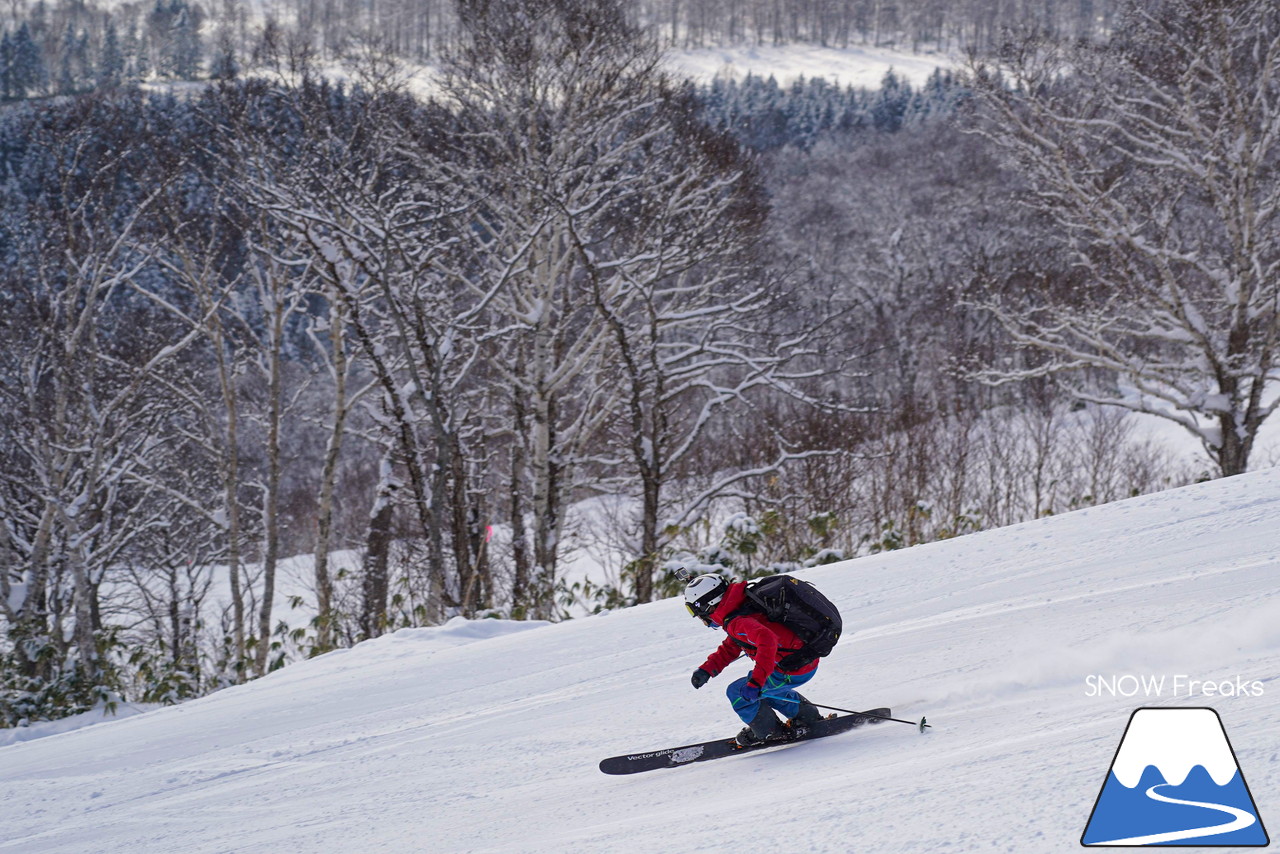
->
[685, 602, 716, 626]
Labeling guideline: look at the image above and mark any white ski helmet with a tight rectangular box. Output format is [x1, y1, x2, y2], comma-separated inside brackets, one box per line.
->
[684, 573, 728, 622]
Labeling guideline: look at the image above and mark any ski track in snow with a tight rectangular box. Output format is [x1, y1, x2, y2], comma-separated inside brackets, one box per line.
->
[1, 470, 1279, 852]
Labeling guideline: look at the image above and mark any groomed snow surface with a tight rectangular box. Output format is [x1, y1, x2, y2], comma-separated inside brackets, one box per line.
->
[3, 470, 1280, 853]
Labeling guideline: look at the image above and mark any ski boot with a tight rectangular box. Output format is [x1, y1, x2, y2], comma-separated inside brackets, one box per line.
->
[787, 695, 823, 728]
[735, 705, 786, 747]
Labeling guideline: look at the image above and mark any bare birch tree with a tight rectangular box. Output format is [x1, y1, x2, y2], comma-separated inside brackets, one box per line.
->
[572, 104, 821, 602]
[444, 0, 776, 615]
[240, 237, 313, 676]
[968, 0, 1280, 476]
[302, 271, 376, 652]
[0, 122, 205, 719]
[148, 184, 255, 679]
[228, 79, 493, 631]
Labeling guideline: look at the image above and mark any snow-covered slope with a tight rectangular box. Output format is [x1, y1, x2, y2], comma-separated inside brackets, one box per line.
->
[2, 471, 1279, 853]
[666, 42, 952, 86]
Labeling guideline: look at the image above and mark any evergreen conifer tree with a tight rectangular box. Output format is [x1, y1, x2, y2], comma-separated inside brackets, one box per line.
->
[10, 23, 47, 99]
[871, 69, 914, 132]
[172, 1, 202, 78]
[148, 0, 173, 77]
[1, 32, 13, 101]
[99, 20, 124, 88]
[57, 23, 78, 94]
[125, 23, 147, 79]
[210, 31, 237, 80]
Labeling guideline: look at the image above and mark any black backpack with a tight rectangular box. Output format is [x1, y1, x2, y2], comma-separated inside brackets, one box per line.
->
[728, 574, 843, 670]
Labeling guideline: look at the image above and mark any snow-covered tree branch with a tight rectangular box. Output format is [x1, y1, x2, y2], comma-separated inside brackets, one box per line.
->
[968, 0, 1280, 476]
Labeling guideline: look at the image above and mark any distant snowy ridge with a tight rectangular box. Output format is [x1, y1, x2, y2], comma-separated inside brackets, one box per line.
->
[665, 43, 954, 87]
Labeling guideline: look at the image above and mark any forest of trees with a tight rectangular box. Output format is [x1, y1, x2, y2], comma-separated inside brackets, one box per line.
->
[2, 0, 1276, 726]
[0, 0, 1117, 101]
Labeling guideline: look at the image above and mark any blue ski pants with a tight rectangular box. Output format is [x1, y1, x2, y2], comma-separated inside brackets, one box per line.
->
[727, 668, 816, 723]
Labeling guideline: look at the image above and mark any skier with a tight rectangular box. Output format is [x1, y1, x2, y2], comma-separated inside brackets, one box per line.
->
[684, 573, 825, 746]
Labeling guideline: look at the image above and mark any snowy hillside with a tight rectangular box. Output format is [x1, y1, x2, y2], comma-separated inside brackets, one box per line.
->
[382, 42, 953, 105]
[2, 470, 1279, 853]
[666, 42, 952, 86]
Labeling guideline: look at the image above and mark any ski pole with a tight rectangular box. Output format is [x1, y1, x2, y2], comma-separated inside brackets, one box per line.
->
[811, 701, 930, 732]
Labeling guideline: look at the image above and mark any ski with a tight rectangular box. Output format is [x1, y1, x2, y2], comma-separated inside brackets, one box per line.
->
[598, 707, 891, 775]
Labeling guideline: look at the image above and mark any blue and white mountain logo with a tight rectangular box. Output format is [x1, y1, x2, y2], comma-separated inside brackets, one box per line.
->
[1082, 707, 1269, 847]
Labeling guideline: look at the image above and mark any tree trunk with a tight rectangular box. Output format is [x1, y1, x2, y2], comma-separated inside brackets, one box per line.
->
[1216, 415, 1251, 477]
[360, 454, 396, 640]
[255, 289, 285, 677]
[62, 504, 102, 703]
[208, 310, 247, 679]
[531, 389, 561, 620]
[508, 409, 531, 618]
[12, 504, 57, 681]
[452, 434, 478, 616]
[635, 467, 660, 604]
[312, 288, 349, 654]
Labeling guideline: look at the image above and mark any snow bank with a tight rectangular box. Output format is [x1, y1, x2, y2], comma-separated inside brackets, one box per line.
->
[364, 616, 552, 654]
[0, 702, 160, 748]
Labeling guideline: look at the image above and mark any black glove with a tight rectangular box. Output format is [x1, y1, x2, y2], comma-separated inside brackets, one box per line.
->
[691, 667, 711, 689]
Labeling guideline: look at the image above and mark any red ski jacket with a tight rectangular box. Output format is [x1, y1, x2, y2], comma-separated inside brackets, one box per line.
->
[699, 581, 819, 687]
